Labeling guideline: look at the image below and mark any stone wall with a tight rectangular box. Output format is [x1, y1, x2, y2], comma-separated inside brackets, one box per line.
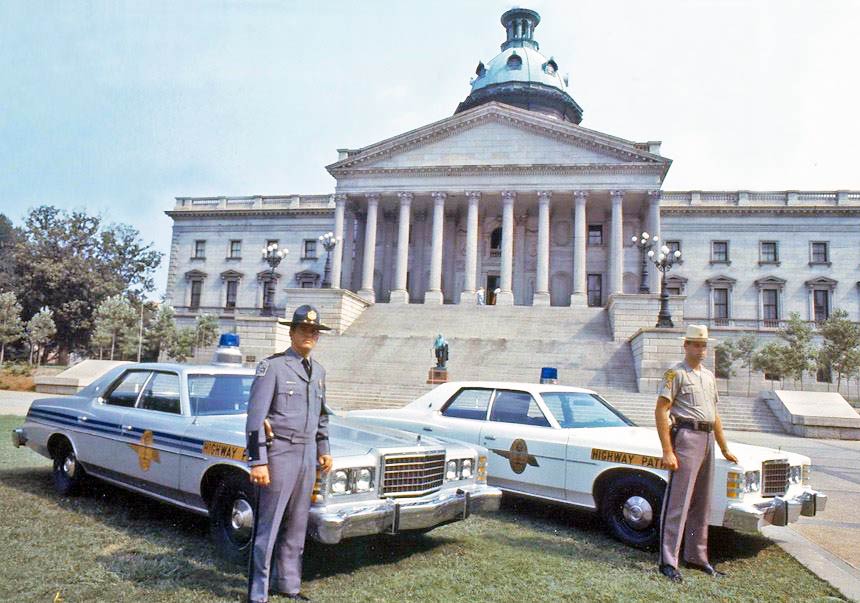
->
[630, 328, 715, 394]
[608, 294, 685, 342]
[283, 288, 372, 334]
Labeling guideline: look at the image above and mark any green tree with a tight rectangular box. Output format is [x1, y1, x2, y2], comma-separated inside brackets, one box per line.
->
[91, 324, 113, 360]
[0, 291, 25, 364]
[0, 214, 16, 287]
[714, 339, 738, 393]
[167, 327, 196, 363]
[92, 295, 137, 360]
[777, 312, 816, 390]
[27, 307, 56, 366]
[146, 304, 178, 360]
[735, 334, 758, 396]
[195, 313, 220, 351]
[818, 308, 860, 394]
[752, 342, 786, 389]
[10, 206, 161, 355]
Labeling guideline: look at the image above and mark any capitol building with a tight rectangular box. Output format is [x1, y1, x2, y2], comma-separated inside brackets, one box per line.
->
[164, 8, 859, 394]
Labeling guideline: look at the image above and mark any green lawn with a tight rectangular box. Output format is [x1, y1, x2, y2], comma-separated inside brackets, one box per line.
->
[0, 416, 844, 602]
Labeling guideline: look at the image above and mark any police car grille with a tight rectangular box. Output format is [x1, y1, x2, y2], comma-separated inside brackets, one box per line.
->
[762, 459, 790, 497]
[381, 452, 446, 497]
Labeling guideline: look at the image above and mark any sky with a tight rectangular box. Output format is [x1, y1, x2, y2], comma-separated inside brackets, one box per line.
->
[2, 0, 858, 299]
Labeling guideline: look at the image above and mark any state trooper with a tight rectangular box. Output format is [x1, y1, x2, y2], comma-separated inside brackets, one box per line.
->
[655, 324, 738, 583]
[245, 304, 334, 603]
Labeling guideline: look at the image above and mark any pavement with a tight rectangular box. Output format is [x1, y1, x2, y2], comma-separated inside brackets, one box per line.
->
[2, 390, 858, 600]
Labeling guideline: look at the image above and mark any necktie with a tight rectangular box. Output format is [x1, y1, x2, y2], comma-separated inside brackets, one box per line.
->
[302, 358, 312, 379]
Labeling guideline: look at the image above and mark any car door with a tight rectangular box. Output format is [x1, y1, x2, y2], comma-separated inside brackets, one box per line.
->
[121, 371, 191, 498]
[479, 388, 566, 500]
[76, 369, 152, 476]
[424, 386, 493, 445]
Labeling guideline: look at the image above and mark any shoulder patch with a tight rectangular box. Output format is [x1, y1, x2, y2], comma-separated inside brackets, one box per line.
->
[256, 359, 269, 377]
[663, 369, 676, 383]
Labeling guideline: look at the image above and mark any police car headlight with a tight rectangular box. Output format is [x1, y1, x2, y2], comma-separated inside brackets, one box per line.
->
[352, 467, 374, 492]
[331, 470, 349, 495]
[745, 470, 761, 493]
[446, 460, 458, 481]
[460, 458, 473, 479]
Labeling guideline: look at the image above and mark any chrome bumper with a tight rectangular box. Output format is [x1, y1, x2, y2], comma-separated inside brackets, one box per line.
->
[309, 484, 502, 544]
[724, 489, 828, 533]
[11, 428, 26, 448]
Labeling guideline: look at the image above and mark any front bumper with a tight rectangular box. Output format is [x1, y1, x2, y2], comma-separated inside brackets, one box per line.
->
[11, 428, 26, 448]
[724, 489, 828, 533]
[308, 484, 502, 544]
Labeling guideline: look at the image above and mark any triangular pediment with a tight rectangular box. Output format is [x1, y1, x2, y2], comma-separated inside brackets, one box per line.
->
[327, 102, 670, 175]
[705, 274, 737, 287]
[805, 276, 837, 289]
[754, 275, 786, 288]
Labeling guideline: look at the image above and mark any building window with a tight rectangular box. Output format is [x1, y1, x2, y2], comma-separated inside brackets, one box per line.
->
[588, 225, 603, 246]
[507, 54, 522, 70]
[302, 240, 317, 260]
[813, 289, 830, 322]
[228, 240, 242, 259]
[762, 289, 779, 327]
[711, 241, 729, 263]
[190, 280, 202, 310]
[193, 240, 206, 259]
[489, 227, 502, 257]
[665, 287, 681, 296]
[760, 241, 778, 263]
[587, 274, 602, 307]
[262, 281, 275, 311]
[810, 241, 829, 264]
[225, 280, 238, 310]
[713, 288, 729, 325]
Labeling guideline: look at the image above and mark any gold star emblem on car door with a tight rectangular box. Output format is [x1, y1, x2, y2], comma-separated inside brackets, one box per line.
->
[491, 438, 539, 474]
[129, 430, 161, 471]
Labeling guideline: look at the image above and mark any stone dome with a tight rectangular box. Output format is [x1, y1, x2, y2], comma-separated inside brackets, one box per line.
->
[455, 8, 583, 123]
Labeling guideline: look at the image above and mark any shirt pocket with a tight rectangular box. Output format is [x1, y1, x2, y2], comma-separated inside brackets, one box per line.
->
[680, 383, 700, 406]
[275, 385, 302, 416]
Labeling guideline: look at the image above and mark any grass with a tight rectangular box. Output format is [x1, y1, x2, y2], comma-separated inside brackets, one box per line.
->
[0, 416, 845, 603]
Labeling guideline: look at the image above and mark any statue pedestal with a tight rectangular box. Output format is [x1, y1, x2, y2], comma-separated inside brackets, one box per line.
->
[427, 367, 449, 384]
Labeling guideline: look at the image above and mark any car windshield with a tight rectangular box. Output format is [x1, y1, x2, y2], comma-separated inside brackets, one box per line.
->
[540, 392, 632, 429]
[188, 374, 254, 416]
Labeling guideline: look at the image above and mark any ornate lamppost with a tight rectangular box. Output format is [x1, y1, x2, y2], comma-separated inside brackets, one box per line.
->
[318, 231, 339, 288]
[649, 244, 682, 328]
[631, 231, 659, 294]
[261, 243, 288, 316]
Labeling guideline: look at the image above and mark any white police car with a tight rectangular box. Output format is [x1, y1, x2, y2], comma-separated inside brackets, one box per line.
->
[11, 337, 501, 559]
[347, 381, 827, 548]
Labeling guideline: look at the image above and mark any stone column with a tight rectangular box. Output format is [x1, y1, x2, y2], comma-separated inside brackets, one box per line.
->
[390, 192, 413, 304]
[461, 191, 480, 304]
[341, 208, 356, 291]
[331, 194, 347, 288]
[534, 191, 552, 306]
[358, 193, 379, 302]
[609, 190, 624, 296]
[647, 190, 661, 295]
[425, 192, 446, 304]
[497, 191, 516, 305]
[571, 191, 588, 305]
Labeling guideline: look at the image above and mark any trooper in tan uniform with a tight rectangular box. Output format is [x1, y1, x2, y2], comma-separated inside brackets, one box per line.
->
[655, 324, 738, 583]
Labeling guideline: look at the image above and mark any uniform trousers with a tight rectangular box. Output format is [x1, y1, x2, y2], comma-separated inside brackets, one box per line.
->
[659, 427, 714, 569]
[249, 441, 316, 602]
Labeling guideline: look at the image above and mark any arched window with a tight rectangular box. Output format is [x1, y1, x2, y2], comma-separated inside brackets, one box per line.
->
[507, 53, 522, 70]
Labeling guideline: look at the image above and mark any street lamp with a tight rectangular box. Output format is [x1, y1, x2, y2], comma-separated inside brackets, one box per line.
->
[631, 231, 659, 294]
[261, 243, 288, 316]
[318, 231, 339, 288]
[649, 244, 682, 328]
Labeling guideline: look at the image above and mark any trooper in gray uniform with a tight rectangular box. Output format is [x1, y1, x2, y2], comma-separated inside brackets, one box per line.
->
[245, 304, 334, 602]
[655, 324, 738, 583]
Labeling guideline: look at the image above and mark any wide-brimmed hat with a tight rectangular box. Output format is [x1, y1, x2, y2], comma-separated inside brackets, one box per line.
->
[278, 304, 332, 330]
[680, 324, 713, 342]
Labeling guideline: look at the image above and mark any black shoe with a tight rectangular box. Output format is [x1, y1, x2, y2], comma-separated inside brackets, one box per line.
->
[685, 562, 726, 577]
[282, 594, 311, 601]
[659, 564, 683, 583]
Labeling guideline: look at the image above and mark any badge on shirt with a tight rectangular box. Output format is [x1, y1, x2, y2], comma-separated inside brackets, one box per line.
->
[256, 360, 269, 377]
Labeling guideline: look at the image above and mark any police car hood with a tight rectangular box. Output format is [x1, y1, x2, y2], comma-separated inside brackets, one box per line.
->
[574, 426, 811, 468]
[191, 414, 449, 457]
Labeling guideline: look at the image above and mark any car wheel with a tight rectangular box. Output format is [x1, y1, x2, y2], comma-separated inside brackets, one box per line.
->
[52, 438, 86, 495]
[600, 473, 664, 549]
[210, 473, 257, 563]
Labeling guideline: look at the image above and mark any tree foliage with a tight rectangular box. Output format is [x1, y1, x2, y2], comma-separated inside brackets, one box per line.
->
[195, 314, 220, 350]
[752, 342, 786, 389]
[146, 305, 178, 359]
[167, 327, 197, 363]
[818, 309, 860, 393]
[92, 295, 137, 361]
[776, 313, 816, 390]
[9, 206, 161, 354]
[26, 307, 56, 365]
[735, 334, 758, 396]
[0, 291, 25, 364]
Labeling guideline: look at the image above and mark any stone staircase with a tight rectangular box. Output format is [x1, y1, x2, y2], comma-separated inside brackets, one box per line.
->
[315, 303, 785, 434]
